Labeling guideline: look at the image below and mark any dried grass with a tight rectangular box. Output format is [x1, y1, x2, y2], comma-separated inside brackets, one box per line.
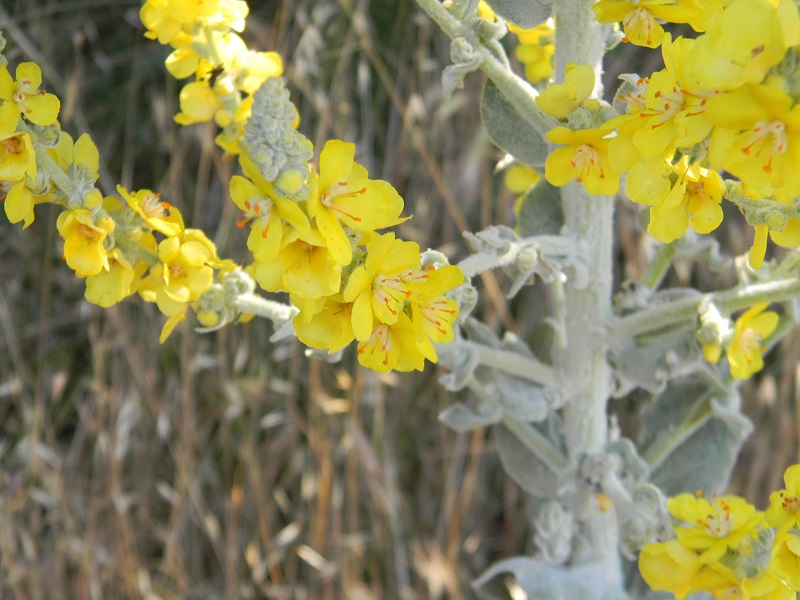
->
[0, 2, 796, 599]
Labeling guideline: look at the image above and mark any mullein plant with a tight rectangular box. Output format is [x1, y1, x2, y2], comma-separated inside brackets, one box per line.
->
[7, 0, 800, 597]
[415, 0, 800, 598]
[0, 0, 464, 373]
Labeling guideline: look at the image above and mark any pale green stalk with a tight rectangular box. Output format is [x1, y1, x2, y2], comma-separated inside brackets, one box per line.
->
[612, 278, 800, 340]
[471, 342, 558, 387]
[639, 242, 676, 290]
[551, 0, 621, 583]
[413, 0, 554, 137]
[32, 141, 77, 201]
[229, 293, 298, 323]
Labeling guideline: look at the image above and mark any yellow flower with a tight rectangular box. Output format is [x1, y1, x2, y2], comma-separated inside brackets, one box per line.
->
[3, 180, 42, 229]
[0, 62, 60, 132]
[248, 227, 341, 300]
[682, 0, 798, 92]
[706, 84, 800, 199]
[357, 312, 428, 373]
[292, 295, 355, 354]
[638, 540, 704, 599]
[140, 0, 227, 45]
[766, 464, 800, 532]
[508, 20, 554, 85]
[770, 531, 800, 591]
[56, 209, 115, 277]
[309, 139, 405, 266]
[117, 185, 182, 237]
[668, 493, 764, 563]
[0, 132, 35, 181]
[628, 157, 724, 244]
[702, 566, 795, 600]
[726, 302, 779, 380]
[155, 230, 216, 305]
[535, 63, 594, 119]
[342, 232, 421, 341]
[84, 246, 145, 308]
[406, 264, 464, 349]
[592, 0, 704, 48]
[230, 159, 309, 261]
[174, 80, 222, 125]
[545, 126, 619, 196]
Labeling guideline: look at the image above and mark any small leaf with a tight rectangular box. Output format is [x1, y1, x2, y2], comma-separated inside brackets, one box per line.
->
[439, 402, 502, 432]
[474, 557, 628, 600]
[645, 385, 753, 496]
[516, 180, 564, 237]
[481, 80, 548, 167]
[483, 0, 552, 28]
[481, 368, 549, 422]
[495, 424, 559, 498]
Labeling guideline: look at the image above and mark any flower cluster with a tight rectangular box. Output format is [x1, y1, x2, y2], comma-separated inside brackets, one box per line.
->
[477, 3, 554, 86]
[140, 0, 283, 155]
[702, 302, 780, 380]
[139, 1, 464, 372]
[541, 0, 800, 267]
[239, 137, 464, 373]
[640, 464, 800, 600]
[139, 1, 464, 371]
[1, 0, 464, 373]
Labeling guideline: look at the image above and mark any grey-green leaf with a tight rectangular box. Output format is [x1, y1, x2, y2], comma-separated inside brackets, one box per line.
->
[481, 80, 548, 167]
[495, 423, 559, 498]
[516, 180, 564, 237]
[483, 0, 552, 28]
[439, 402, 502, 432]
[474, 557, 628, 600]
[643, 384, 753, 496]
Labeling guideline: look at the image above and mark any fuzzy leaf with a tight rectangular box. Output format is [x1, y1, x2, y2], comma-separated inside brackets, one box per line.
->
[516, 180, 564, 237]
[479, 367, 549, 422]
[439, 402, 502, 432]
[474, 557, 627, 600]
[483, 0, 552, 28]
[481, 81, 548, 167]
[643, 383, 753, 496]
[495, 423, 559, 498]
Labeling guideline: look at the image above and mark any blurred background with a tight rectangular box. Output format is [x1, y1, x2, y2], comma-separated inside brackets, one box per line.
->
[0, 1, 798, 598]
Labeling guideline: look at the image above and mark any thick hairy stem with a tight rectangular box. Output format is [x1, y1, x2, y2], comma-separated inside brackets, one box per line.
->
[552, 0, 621, 583]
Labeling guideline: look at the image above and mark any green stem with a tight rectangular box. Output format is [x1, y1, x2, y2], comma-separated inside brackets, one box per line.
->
[641, 397, 714, 471]
[500, 415, 569, 474]
[203, 26, 225, 67]
[471, 341, 558, 388]
[774, 247, 800, 278]
[33, 141, 77, 201]
[230, 293, 298, 324]
[640, 242, 676, 290]
[466, 376, 568, 474]
[115, 235, 159, 266]
[413, 0, 555, 137]
[612, 278, 800, 340]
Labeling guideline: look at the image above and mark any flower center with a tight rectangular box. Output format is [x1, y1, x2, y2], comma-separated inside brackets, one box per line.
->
[743, 120, 787, 157]
[2, 136, 23, 155]
[781, 493, 800, 513]
[236, 195, 274, 229]
[571, 144, 605, 184]
[141, 192, 171, 218]
[168, 263, 185, 280]
[78, 223, 100, 240]
[701, 500, 733, 538]
[373, 275, 411, 316]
